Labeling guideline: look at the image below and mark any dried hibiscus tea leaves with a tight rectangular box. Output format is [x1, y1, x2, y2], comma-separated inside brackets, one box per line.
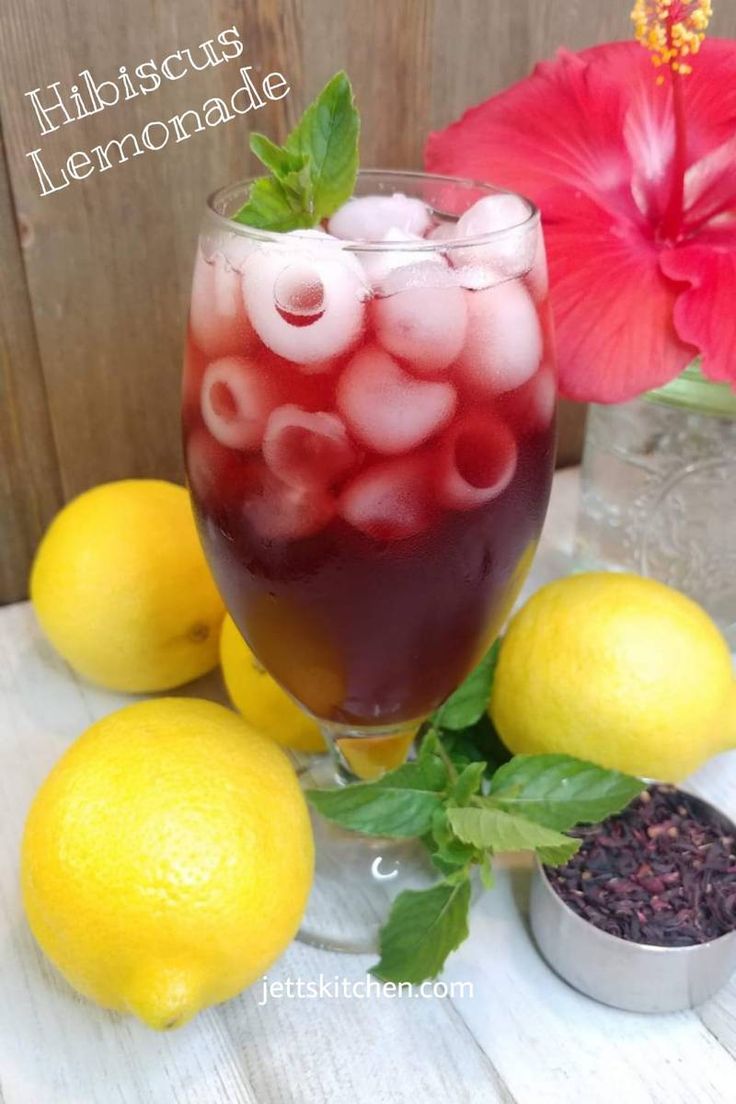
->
[546, 784, 736, 948]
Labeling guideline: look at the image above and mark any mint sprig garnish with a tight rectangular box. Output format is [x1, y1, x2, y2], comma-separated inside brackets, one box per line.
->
[306, 643, 645, 985]
[235, 71, 359, 231]
[371, 880, 471, 984]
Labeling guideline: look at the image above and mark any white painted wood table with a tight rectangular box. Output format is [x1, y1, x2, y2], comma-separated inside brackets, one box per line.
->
[1, 468, 735, 1104]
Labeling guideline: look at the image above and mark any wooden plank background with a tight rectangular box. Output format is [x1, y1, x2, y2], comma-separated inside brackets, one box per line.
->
[0, 0, 734, 603]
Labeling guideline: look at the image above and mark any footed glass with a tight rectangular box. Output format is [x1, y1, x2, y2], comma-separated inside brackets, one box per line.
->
[182, 171, 557, 951]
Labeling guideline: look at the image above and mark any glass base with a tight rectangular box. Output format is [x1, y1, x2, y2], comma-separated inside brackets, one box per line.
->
[296, 756, 437, 954]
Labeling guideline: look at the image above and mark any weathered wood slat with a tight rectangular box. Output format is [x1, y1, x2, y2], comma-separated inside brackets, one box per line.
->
[344, 0, 434, 170]
[430, 0, 531, 129]
[0, 126, 63, 603]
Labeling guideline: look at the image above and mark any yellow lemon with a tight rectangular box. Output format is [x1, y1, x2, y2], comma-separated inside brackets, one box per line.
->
[490, 572, 735, 781]
[220, 614, 325, 753]
[30, 480, 224, 692]
[21, 698, 314, 1030]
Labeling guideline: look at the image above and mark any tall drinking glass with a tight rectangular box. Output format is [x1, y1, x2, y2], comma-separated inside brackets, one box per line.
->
[182, 171, 557, 950]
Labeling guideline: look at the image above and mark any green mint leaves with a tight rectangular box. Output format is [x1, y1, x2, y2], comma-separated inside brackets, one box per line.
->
[235, 71, 359, 231]
[488, 754, 644, 831]
[307, 645, 644, 986]
[432, 642, 500, 732]
[281, 71, 360, 220]
[307, 755, 448, 838]
[447, 807, 582, 865]
[372, 880, 471, 984]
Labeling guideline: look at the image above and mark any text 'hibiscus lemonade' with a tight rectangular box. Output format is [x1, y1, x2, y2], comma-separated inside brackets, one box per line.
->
[183, 172, 556, 731]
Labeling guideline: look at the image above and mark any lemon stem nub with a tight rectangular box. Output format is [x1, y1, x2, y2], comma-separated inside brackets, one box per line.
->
[124, 964, 201, 1031]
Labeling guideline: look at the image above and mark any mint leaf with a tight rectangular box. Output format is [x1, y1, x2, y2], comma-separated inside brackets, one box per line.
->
[441, 713, 511, 776]
[428, 807, 478, 871]
[417, 726, 441, 763]
[233, 176, 313, 232]
[249, 135, 314, 208]
[371, 878, 471, 983]
[429, 852, 471, 877]
[489, 755, 644, 831]
[306, 756, 448, 838]
[284, 71, 359, 222]
[434, 641, 500, 731]
[451, 761, 486, 806]
[447, 806, 580, 865]
[249, 134, 304, 179]
[235, 71, 359, 230]
[536, 840, 583, 866]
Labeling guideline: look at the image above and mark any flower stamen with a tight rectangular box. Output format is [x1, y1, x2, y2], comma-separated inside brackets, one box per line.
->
[631, 1, 713, 242]
[631, 0, 712, 78]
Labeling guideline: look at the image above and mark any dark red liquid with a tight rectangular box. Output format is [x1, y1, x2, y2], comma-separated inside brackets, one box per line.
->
[183, 248, 556, 729]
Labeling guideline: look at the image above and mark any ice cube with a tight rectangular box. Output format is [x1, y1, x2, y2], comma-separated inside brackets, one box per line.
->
[456, 194, 530, 239]
[328, 193, 431, 242]
[372, 265, 468, 375]
[243, 245, 366, 365]
[242, 461, 335, 541]
[376, 259, 460, 297]
[189, 250, 256, 359]
[451, 193, 535, 278]
[263, 405, 358, 490]
[200, 355, 282, 450]
[436, 412, 517, 510]
[337, 345, 457, 454]
[185, 425, 252, 510]
[453, 264, 506, 292]
[287, 229, 363, 268]
[427, 221, 458, 243]
[339, 454, 435, 540]
[221, 232, 257, 273]
[457, 281, 542, 395]
[498, 365, 556, 436]
[358, 228, 445, 287]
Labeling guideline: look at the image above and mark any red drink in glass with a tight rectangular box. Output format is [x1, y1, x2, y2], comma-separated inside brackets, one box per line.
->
[183, 174, 556, 734]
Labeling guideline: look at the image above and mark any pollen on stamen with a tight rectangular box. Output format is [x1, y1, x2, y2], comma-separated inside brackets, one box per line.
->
[631, 0, 713, 74]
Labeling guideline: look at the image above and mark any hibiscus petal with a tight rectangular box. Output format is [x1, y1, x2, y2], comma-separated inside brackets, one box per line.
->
[544, 191, 694, 402]
[621, 64, 674, 223]
[660, 237, 736, 388]
[426, 47, 637, 222]
[586, 39, 736, 167]
[684, 134, 736, 231]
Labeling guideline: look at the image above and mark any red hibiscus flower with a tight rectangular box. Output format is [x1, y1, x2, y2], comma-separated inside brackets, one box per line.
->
[425, 2, 736, 402]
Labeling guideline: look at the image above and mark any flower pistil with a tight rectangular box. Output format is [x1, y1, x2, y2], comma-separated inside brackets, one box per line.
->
[631, 0, 712, 76]
[632, 1, 714, 242]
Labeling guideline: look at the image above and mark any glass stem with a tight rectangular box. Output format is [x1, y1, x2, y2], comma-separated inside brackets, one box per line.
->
[320, 725, 361, 785]
[318, 723, 421, 786]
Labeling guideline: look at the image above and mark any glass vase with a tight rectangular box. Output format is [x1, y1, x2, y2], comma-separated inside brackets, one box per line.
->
[576, 363, 736, 647]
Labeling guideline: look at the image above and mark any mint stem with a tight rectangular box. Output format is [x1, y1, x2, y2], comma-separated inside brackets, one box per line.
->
[432, 730, 459, 785]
